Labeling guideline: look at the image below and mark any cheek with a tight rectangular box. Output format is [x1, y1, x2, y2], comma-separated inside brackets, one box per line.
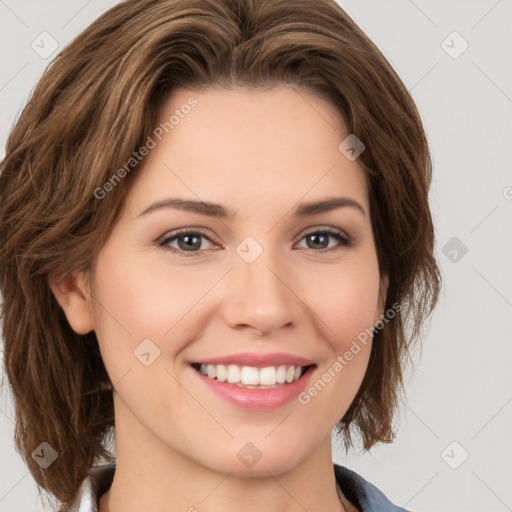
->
[90, 245, 218, 376]
[92, 245, 198, 334]
[90, 253, 202, 416]
[305, 256, 381, 350]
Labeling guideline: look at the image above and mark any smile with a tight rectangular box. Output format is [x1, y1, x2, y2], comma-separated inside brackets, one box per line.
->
[191, 363, 311, 388]
[189, 363, 317, 410]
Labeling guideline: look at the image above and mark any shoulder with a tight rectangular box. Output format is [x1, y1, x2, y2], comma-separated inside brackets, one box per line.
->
[334, 463, 412, 512]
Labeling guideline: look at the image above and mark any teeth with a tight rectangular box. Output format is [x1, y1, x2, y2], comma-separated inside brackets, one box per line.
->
[240, 366, 259, 385]
[259, 367, 276, 385]
[197, 363, 306, 387]
[227, 364, 240, 383]
[216, 364, 227, 382]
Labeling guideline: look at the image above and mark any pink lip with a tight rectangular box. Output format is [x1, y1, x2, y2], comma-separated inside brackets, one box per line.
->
[190, 351, 315, 368]
[190, 364, 316, 410]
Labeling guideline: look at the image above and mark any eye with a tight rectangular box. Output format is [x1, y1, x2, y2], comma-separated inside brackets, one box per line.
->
[296, 228, 353, 253]
[158, 228, 218, 257]
[157, 227, 353, 257]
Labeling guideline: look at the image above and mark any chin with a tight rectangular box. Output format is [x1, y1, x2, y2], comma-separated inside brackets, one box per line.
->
[199, 446, 305, 477]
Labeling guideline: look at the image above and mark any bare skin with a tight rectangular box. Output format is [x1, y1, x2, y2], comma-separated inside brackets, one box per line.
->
[50, 84, 386, 512]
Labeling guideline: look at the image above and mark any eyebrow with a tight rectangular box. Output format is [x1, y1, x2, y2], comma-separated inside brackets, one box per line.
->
[136, 196, 366, 219]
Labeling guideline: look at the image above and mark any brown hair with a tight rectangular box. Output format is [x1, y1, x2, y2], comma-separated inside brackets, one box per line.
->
[0, 0, 441, 508]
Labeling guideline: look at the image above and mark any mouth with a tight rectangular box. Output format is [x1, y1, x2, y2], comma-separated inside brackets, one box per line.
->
[190, 362, 316, 389]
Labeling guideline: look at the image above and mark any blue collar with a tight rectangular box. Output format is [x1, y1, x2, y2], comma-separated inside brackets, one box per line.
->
[333, 464, 411, 511]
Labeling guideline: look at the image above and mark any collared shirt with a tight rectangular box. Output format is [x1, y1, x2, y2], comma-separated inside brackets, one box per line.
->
[63, 460, 411, 512]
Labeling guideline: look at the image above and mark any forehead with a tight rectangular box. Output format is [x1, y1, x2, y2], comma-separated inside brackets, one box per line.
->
[126, 85, 369, 219]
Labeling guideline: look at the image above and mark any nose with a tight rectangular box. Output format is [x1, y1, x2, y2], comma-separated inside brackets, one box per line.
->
[221, 245, 301, 337]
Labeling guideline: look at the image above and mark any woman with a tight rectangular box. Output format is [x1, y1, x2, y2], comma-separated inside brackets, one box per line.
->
[0, 0, 441, 511]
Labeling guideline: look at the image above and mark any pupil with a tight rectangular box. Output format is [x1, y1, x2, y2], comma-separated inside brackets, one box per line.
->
[309, 233, 327, 249]
[179, 235, 201, 251]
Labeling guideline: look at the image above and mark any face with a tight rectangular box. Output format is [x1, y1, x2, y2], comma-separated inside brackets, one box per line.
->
[60, 84, 387, 477]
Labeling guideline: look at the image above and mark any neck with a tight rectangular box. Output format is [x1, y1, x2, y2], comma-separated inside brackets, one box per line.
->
[99, 411, 351, 512]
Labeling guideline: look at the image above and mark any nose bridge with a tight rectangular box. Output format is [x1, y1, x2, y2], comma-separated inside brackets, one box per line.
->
[225, 235, 298, 334]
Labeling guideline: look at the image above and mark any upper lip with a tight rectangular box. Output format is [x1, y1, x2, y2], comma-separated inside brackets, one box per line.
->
[191, 351, 316, 368]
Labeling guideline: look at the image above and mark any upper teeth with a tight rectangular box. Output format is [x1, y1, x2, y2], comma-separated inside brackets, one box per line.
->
[198, 364, 304, 386]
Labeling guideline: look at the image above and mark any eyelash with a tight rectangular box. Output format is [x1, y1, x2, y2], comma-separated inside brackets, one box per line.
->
[157, 227, 353, 257]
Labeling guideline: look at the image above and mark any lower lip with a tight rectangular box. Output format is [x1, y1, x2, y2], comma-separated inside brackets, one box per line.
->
[190, 365, 316, 410]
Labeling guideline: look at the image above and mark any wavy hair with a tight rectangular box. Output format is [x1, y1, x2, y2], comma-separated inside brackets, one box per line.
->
[0, 0, 442, 508]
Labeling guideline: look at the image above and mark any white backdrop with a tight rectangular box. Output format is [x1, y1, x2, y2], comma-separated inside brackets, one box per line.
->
[1, 1, 511, 511]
